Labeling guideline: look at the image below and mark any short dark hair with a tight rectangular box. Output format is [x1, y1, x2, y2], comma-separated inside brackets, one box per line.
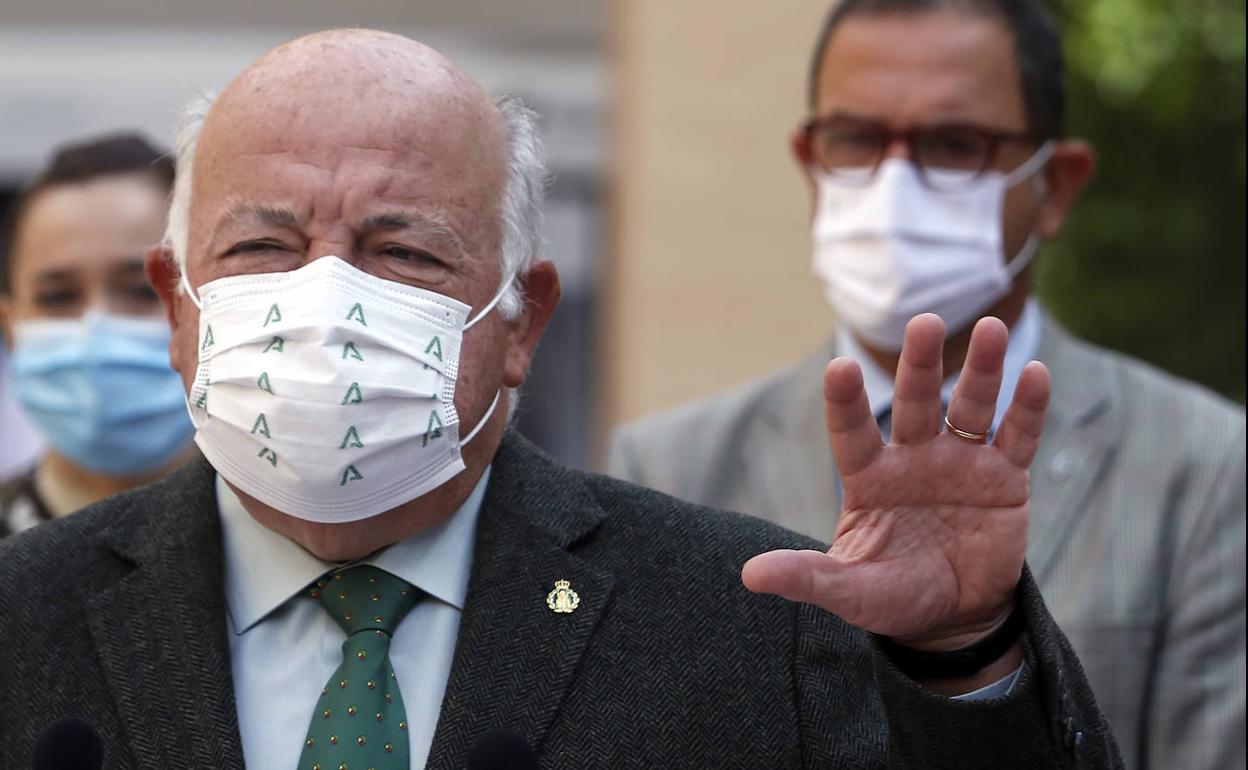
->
[807, 0, 1066, 139]
[0, 132, 174, 294]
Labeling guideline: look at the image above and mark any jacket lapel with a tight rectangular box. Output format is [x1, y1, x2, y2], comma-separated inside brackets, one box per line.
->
[426, 433, 615, 767]
[1025, 316, 1120, 584]
[757, 346, 843, 545]
[84, 457, 245, 770]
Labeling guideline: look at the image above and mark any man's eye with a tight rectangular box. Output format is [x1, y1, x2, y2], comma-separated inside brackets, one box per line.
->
[226, 241, 286, 255]
[123, 284, 160, 301]
[382, 246, 438, 264]
[33, 289, 80, 307]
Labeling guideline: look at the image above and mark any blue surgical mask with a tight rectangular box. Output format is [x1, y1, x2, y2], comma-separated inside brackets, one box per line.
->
[10, 311, 194, 477]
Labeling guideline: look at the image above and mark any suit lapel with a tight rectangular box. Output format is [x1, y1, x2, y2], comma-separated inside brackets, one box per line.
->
[757, 346, 843, 545]
[85, 457, 245, 770]
[1026, 317, 1120, 584]
[426, 433, 616, 767]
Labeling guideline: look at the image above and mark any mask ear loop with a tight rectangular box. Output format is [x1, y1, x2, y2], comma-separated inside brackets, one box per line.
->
[180, 268, 204, 311]
[1000, 141, 1055, 278]
[464, 272, 518, 331]
[459, 271, 517, 444]
[1005, 235, 1042, 278]
[178, 267, 209, 425]
[1003, 141, 1055, 188]
[460, 389, 502, 445]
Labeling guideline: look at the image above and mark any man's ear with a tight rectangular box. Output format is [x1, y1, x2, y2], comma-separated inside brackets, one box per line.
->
[145, 244, 184, 331]
[1037, 139, 1096, 239]
[501, 260, 561, 389]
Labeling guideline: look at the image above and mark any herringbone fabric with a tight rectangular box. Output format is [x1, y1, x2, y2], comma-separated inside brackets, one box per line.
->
[0, 433, 1125, 768]
[299, 565, 418, 770]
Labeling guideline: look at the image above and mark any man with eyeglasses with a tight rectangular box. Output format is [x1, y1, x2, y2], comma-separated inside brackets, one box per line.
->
[608, 2, 1246, 768]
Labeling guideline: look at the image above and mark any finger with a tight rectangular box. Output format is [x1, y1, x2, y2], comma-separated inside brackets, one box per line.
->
[742, 549, 855, 613]
[890, 314, 946, 444]
[824, 358, 884, 477]
[993, 361, 1051, 468]
[945, 317, 1008, 440]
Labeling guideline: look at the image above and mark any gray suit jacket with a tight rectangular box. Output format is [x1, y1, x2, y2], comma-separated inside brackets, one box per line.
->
[0, 432, 1121, 768]
[609, 314, 1246, 770]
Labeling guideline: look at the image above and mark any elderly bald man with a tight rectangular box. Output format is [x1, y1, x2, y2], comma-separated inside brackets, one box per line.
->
[0, 29, 1122, 769]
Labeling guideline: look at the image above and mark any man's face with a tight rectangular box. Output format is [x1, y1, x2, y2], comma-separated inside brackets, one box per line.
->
[2, 174, 166, 331]
[168, 61, 511, 451]
[807, 9, 1047, 264]
[148, 35, 559, 557]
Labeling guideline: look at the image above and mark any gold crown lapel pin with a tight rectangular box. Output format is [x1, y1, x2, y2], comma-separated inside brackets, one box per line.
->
[546, 579, 580, 614]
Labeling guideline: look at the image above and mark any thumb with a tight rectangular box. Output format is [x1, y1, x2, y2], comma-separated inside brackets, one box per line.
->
[742, 549, 855, 612]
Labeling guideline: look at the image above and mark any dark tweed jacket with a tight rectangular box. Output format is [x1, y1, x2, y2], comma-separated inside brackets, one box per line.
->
[0, 432, 1121, 769]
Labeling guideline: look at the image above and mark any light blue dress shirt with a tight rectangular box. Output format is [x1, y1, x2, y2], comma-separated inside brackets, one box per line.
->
[837, 298, 1043, 436]
[218, 468, 489, 770]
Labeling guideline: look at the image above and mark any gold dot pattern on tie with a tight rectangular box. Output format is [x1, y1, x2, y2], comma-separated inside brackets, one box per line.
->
[299, 565, 419, 770]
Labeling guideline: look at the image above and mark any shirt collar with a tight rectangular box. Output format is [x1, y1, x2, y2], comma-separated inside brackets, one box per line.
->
[834, 299, 1043, 432]
[217, 467, 490, 635]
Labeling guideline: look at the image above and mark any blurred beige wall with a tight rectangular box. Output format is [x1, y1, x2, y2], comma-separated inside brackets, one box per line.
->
[603, 0, 837, 439]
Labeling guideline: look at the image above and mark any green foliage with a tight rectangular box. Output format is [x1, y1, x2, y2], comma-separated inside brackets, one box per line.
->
[1038, 0, 1246, 402]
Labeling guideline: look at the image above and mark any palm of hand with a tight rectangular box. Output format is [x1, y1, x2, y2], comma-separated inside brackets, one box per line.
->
[830, 436, 1028, 642]
[743, 315, 1050, 647]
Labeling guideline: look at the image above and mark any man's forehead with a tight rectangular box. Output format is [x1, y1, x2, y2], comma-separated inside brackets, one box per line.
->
[814, 10, 1023, 122]
[202, 89, 484, 162]
[195, 142, 492, 219]
[196, 30, 504, 174]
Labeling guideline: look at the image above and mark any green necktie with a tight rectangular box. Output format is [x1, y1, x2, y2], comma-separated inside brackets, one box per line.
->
[298, 565, 420, 770]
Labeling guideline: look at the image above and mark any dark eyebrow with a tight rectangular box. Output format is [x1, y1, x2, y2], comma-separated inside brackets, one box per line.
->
[359, 210, 468, 262]
[110, 260, 149, 276]
[29, 268, 77, 284]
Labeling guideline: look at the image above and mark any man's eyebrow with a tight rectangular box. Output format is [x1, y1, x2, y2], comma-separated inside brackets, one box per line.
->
[109, 260, 149, 277]
[359, 210, 468, 261]
[30, 268, 76, 284]
[219, 203, 301, 230]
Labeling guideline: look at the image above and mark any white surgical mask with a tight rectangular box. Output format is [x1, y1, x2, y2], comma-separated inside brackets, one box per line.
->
[181, 256, 509, 523]
[811, 143, 1052, 351]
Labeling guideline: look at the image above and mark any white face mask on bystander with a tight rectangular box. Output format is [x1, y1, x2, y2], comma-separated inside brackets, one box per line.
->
[811, 143, 1052, 351]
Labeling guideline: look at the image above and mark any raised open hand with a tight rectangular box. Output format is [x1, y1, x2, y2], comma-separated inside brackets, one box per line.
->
[742, 314, 1051, 649]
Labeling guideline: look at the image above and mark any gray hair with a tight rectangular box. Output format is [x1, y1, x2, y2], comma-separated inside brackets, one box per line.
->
[165, 93, 546, 319]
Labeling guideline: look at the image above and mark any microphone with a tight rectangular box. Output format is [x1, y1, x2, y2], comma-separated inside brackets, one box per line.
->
[466, 729, 539, 770]
[33, 717, 103, 770]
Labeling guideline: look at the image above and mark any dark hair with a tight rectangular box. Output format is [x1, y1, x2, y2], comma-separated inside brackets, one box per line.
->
[0, 132, 174, 294]
[807, 0, 1066, 139]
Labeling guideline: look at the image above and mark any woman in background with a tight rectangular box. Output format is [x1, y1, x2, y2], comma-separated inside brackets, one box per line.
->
[0, 133, 195, 536]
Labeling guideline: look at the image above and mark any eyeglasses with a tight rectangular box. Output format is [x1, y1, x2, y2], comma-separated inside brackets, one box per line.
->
[797, 115, 1042, 191]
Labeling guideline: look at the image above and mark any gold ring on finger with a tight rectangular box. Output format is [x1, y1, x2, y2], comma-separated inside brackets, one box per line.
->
[944, 415, 989, 443]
